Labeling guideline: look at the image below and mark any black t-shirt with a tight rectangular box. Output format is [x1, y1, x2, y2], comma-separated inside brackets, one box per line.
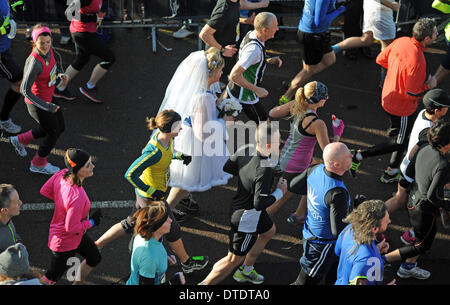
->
[223, 145, 278, 212]
[207, 0, 240, 46]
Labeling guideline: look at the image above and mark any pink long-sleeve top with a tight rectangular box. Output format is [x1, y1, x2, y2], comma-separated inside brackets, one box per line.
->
[40, 169, 93, 252]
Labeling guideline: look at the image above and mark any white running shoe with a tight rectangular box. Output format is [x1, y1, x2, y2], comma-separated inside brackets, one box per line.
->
[397, 263, 431, 280]
[173, 25, 194, 39]
[8, 136, 27, 157]
[0, 118, 21, 134]
[30, 162, 60, 175]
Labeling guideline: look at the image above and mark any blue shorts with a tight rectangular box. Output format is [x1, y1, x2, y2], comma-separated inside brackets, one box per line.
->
[300, 240, 338, 279]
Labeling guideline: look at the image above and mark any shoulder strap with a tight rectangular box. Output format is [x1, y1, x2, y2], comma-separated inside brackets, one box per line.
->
[302, 113, 319, 131]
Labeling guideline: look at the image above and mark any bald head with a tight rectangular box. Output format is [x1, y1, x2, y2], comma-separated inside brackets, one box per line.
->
[323, 142, 352, 174]
[254, 12, 277, 32]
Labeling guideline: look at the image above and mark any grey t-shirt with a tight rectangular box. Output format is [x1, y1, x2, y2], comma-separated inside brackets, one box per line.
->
[0, 220, 22, 253]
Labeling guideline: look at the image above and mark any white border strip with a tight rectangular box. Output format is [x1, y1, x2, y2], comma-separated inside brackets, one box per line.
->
[21, 200, 135, 211]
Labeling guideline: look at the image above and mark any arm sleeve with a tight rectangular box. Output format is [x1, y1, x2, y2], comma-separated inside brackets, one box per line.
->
[223, 154, 239, 176]
[348, 259, 370, 285]
[192, 93, 217, 141]
[404, 64, 428, 98]
[417, 128, 430, 146]
[207, 8, 225, 32]
[64, 197, 93, 234]
[375, 42, 392, 69]
[40, 173, 58, 200]
[314, 0, 346, 27]
[325, 187, 350, 238]
[253, 167, 276, 211]
[236, 44, 261, 70]
[20, 55, 58, 113]
[124, 144, 163, 193]
[427, 162, 450, 210]
[405, 148, 418, 182]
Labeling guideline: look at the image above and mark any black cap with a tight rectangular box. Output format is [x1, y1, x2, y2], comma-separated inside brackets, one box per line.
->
[423, 89, 450, 110]
[64, 148, 90, 173]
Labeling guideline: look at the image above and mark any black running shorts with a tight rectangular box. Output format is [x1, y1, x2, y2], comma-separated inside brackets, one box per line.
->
[229, 209, 273, 256]
[297, 30, 332, 66]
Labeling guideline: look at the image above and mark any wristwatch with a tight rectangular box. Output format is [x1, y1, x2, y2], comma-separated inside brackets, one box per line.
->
[220, 46, 225, 54]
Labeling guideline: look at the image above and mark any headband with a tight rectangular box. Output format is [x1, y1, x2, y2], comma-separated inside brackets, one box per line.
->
[31, 26, 52, 43]
[151, 209, 169, 232]
[306, 82, 328, 105]
[65, 150, 77, 168]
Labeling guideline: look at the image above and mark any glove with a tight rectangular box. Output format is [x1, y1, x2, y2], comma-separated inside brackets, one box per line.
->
[332, 119, 345, 138]
[181, 154, 192, 166]
[10, 0, 25, 13]
[89, 209, 103, 227]
[0, 17, 11, 36]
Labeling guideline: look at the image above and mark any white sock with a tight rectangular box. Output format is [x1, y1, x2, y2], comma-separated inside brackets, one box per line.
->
[86, 82, 95, 90]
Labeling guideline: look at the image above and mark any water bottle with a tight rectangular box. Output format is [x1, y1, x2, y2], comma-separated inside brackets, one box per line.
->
[331, 114, 340, 127]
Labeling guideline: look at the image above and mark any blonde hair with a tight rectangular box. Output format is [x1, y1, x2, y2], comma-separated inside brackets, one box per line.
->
[290, 81, 317, 119]
[343, 199, 387, 251]
[205, 47, 225, 78]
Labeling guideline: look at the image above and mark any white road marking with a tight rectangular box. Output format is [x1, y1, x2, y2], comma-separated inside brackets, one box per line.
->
[21, 200, 135, 211]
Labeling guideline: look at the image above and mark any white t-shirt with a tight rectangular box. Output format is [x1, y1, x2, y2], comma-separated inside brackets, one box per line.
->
[233, 31, 265, 105]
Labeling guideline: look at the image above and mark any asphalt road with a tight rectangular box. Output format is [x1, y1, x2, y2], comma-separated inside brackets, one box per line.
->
[1, 23, 450, 292]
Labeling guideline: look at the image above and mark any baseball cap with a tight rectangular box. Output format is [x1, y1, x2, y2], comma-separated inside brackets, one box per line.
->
[423, 89, 450, 110]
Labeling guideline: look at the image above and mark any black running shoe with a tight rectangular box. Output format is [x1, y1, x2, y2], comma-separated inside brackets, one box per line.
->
[172, 208, 188, 223]
[80, 85, 103, 103]
[181, 256, 209, 274]
[53, 88, 76, 101]
[179, 194, 200, 213]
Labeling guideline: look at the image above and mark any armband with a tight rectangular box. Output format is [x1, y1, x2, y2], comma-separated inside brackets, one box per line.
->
[271, 188, 283, 201]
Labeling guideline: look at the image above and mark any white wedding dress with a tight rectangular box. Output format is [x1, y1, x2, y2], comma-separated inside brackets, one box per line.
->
[158, 51, 232, 192]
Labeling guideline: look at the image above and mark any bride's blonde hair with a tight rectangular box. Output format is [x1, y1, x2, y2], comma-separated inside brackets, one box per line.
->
[205, 47, 225, 78]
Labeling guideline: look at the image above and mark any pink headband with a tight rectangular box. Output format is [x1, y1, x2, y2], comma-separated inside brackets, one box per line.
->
[31, 27, 52, 43]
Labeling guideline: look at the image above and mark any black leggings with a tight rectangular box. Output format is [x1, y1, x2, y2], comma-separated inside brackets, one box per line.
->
[361, 111, 415, 169]
[399, 200, 438, 259]
[71, 32, 115, 71]
[44, 234, 101, 282]
[26, 103, 65, 158]
[241, 102, 268, 123]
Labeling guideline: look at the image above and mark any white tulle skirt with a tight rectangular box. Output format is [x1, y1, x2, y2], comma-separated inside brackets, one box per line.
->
[168, 125, 232, 192]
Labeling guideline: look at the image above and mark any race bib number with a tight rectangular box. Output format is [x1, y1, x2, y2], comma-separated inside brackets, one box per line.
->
[48, 65, 57, 87]
[165, 168, 170, 185]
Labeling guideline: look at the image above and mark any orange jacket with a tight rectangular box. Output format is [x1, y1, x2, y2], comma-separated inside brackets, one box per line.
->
[376, 37, 428, 117]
